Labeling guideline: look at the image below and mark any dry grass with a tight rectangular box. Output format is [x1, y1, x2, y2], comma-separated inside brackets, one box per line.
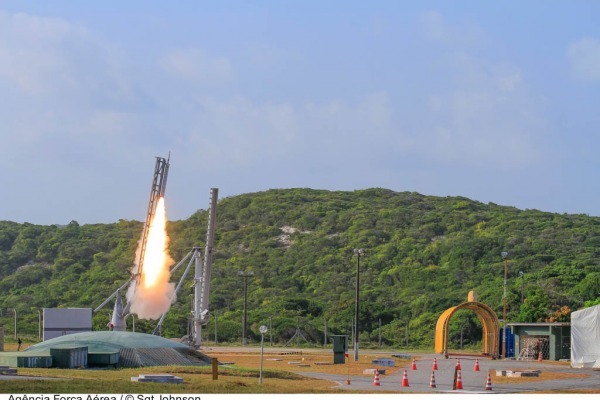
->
[205, 349, 411, 378]
[3, 342, 32, 352]
[0, 365, 342, 394]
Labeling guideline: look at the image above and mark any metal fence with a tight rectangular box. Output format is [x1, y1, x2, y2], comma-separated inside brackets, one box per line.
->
[517, 335, 550, 360]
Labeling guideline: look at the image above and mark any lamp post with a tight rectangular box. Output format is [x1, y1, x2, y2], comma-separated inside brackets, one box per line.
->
[214, 312, 218, 344]
[353, 248, 364, 362]
[519, 271, 525, 304]
[259, 325, 267, 384]
[238, 270, 254, 346]
[12, 308, 17, 340]
[38, 309, 42, 340]
[501, 252, 509, 359]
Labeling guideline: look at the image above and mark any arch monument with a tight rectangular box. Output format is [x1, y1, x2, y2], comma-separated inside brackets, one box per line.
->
[434, 291, 500, 358]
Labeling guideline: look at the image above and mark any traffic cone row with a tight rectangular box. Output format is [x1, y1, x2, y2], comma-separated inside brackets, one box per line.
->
[429, 371, 436, 388]
[372, 369, 380, 386]
[411, 359, 417, 370]
[401, 369, 410, 387]
[393, 359, 492, 390]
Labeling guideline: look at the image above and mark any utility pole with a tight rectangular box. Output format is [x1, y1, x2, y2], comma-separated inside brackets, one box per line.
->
[353, 248, 364, 362]
[519, 271, 525, 304]
[501, 252, 509, 359]
[12, 309, 17, 340]
[238, 270, 254, 346]
[38, 309, 42, 340]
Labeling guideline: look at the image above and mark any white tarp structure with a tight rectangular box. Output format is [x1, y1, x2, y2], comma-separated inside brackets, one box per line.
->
[571, 304, 600, 368]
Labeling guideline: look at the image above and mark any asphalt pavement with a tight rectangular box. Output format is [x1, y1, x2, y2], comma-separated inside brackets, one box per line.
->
[295, 354, 600, 393]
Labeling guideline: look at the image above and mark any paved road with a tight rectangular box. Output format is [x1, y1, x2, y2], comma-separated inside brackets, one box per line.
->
[206, 347, 599, 393]
[296, 354, 599, 393]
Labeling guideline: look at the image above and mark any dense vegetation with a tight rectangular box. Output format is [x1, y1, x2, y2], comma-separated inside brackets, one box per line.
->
[1, 188, 599, 349]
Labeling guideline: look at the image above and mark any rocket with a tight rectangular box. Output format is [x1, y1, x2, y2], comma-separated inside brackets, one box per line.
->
[106, 155, 170, 331]
[136, 155, 170, 282]
[109, 290, 127, 331]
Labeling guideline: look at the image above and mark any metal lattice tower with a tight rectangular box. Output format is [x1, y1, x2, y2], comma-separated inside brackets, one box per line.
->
[193, 188, 219, 347]
[136, 156, 170, 280]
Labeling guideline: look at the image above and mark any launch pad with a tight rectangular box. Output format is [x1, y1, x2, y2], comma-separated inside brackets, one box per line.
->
[94, 155, 219, 350]
[3, 331, 212, 368]
[0, 155, 219, 369]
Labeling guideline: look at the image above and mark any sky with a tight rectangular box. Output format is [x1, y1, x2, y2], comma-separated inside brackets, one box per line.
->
[1, 1, 599, 225]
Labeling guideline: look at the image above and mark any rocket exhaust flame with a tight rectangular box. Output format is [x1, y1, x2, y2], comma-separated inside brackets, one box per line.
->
[127, 197, 175, 320]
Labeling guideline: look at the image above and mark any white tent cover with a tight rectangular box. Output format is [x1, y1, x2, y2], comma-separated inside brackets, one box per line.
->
[571, 303, 600, 368]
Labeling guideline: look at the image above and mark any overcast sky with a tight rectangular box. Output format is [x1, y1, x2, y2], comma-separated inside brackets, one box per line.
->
[1, 1, 599, 225]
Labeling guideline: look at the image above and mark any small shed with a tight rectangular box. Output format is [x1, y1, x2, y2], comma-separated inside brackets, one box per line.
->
[508, 322, 571, 361]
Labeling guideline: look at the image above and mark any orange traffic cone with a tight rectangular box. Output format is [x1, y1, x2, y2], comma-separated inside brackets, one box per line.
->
[429, 371, 437, 388]
[456, 370, 463, 390]
[456, 359, 461, 370]
[485, 372, 492, 391]
[474, 358, 480, 371]
[411, 359, 417, 370]
[372, 369, 381, 386]
[401, 369, 410, 387]
[432, 358, 438, 371]
[538, 351, 543, 362]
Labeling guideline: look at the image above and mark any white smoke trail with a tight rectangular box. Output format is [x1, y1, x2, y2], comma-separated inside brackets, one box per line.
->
[126, 197, 176, 320]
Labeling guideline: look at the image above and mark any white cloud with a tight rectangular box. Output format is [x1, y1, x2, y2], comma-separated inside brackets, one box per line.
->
[567, 37, 600, 81]
[419, 9, 488, 48]
[174, 96, 298, 168]
[160, 48, 233, 85]
[418, 54, 543, 169]
[0, 11, 80, 95]
[0, 10, 155, 167]
[493, 64, 522, 92]
[420, 10, 447, 41]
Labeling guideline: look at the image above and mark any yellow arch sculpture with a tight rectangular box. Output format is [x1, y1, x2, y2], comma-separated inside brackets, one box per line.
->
[434, 292, 500, 358]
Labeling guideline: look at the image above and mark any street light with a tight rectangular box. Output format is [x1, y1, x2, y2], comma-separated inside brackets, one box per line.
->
[519, 271, 525, 304]
[214, 312, 218, 344]
[38, 309, 42, 340]
[501, 252, 509, 359]
[12, 308, 17, 340]
[259, 325, 267, 384]
[238, 270, 254, 346]
[353, 248, 364, 362]
[269, 316, 273, 346]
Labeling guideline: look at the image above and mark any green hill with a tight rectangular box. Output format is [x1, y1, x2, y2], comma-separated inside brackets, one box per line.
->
[1, 188, 599, 348]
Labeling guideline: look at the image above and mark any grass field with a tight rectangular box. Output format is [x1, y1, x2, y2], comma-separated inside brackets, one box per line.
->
[1, 365, 342, 394]
[0, 346, 409, 393]
[2, 343, 597, 394]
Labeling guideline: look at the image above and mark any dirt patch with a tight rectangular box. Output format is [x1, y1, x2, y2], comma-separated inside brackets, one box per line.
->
[491, 369, 591, 384]
[205, 350, 412, 378]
